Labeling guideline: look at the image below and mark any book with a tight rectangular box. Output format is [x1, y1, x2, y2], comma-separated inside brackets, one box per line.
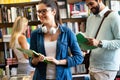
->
[0, 51, 5, 64]
[76, 32, 97, 50]
[10, 7, 17, 22]
[17, 48, 49, 64]
[68, 2, 89, 18]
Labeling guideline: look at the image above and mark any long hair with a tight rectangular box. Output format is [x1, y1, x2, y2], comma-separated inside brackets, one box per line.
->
[9, 16, 28, 49]
[38, 0, 62, 25]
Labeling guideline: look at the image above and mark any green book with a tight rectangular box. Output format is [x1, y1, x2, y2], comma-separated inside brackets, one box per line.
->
[17, 48, 49, 64]
[76, 32, 97, 50]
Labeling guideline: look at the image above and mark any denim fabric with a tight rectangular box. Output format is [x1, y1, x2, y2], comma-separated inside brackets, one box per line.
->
[29, 25, 84, 80]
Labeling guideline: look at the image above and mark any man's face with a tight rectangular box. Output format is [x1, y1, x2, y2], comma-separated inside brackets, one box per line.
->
[86, 0, 100, 15]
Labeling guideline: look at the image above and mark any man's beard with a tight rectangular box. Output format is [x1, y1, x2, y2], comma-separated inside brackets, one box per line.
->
[91, 4, 100, 15]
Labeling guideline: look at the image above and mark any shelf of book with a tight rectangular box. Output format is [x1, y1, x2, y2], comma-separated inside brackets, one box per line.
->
[62, 18, 86, 23]
[0, 0, 88, 76]
[0, 18, 86, 28]
[67, 0, 83, 4]
[0, 1, 39, 8]
[0, 21, 40, 28]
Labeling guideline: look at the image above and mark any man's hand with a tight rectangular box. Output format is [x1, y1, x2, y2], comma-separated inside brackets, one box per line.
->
[87, 38, 100, 47]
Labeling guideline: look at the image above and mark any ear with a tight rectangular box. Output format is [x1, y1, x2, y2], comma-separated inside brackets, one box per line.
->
[52, 9, 56, 15]
[98, 0, 102, 3]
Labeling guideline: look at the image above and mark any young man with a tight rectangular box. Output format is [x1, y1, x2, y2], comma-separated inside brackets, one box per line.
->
[84, 0, 120, 80]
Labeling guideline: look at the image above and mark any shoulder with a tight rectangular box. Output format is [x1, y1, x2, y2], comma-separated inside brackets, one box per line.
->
[108, 11, 120, 19]
[18, 34, 26, 38]
[59, 24, 76, 39]
[18, 34, 27, 43]
[107, 11, 120, 25]
[31, 28, 40, 34]
[59, 24, 72, 33]
[31, 28, 41, 37]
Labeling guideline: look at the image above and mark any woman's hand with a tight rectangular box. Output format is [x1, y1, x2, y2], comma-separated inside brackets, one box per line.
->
[32, 53, 45, 65]
[38, 54, 45, 62]
[45, 57, 67, 65]
[45, 57, 59, 65]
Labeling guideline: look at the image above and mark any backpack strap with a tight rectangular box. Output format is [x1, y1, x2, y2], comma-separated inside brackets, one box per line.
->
[95, 10, 112, 38]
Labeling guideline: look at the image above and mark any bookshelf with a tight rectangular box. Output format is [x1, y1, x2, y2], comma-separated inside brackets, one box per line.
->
[0, 0, 31, 4]
[62, 18, 86, 23]
[0, 1, 88, 78]
[62, 0, 89, 77]
[0, 1, 40, 69]
[0, 0, 87, 32]
[105, 0, 120, 15]
[0, 42, 5, 68]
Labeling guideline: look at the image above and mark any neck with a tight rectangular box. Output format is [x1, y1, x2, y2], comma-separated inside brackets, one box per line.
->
[99, 2, 106, 11]
[44, 23, 57, 30]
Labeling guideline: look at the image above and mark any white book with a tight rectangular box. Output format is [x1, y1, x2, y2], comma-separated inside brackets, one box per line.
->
[59, 8, 67, 19]
[3, 35, 11, 42]
[11, 7, 17, 22]
[67, 4, 70, 18]
[67, 22, 73, 31]
[71, 67, 76, 74]
[111, 1, 120, 12]
[74, 22, 79, 34]
[36, 4, 40, 20]
[9, 48, 13, 58]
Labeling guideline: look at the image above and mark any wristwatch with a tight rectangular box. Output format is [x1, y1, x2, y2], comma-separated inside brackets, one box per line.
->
[98, 41, 103, 48]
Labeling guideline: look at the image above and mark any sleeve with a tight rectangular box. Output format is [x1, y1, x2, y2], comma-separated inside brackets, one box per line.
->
[102, 12, 120, 49]
[29, 30, 38, 67]
[66, 28, 84, 67]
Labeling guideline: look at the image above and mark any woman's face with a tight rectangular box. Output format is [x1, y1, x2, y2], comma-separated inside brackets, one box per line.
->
[23, 22, 28, 33]
[37, 3, 56, 25]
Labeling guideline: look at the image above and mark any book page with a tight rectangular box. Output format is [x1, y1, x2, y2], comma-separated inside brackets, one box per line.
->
[76, 32, 96, 50]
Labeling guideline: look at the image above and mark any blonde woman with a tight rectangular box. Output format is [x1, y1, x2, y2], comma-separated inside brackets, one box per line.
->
[9, 16, 34, 76]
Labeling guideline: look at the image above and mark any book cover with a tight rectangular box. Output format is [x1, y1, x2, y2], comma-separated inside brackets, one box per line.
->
[76, 32, 97, 50]
[17, 48, 49, 63]
[1, 5, 8, 23]
[0, 51, 5, 64]
[17, 48, 39, 57]
[11, 7, 17, 22]
[0, 8, 2, 23]
[24, 6, 38, 21]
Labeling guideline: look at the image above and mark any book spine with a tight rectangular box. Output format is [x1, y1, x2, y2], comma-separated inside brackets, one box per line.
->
[0, 7, 2, 23]
[11, 7, 17, 22]
[1, 5, 8, 23]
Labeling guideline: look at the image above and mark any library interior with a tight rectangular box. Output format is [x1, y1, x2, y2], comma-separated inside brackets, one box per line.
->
[0, 0, 120, 80]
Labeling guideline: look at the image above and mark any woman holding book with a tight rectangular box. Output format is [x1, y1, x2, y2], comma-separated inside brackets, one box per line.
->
[29, 0, 84, 80]
[9, 16, 35, 76]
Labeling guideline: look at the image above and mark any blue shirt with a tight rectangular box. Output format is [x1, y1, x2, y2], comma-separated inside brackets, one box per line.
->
[29, 24, 84, 80]
[85, 7, 120, 71]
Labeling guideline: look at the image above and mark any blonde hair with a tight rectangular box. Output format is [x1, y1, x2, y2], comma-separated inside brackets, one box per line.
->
[9, 16, 28, 49]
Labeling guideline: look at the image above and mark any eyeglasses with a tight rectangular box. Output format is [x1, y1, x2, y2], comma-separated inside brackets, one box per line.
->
[37, 8, 52, 15]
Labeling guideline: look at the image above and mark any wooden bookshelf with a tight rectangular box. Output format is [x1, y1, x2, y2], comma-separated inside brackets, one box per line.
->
[0, 0, 88, 75]
[62, 18, 86, 23]
[0, 1, 39, 8]
[0, 18, 86, 28]
[67, 0, 83, 4]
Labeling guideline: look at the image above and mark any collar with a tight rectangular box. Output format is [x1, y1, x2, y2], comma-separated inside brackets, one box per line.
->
[98, 6, 110, 17]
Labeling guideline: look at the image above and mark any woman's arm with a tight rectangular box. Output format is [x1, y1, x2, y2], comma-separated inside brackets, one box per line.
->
[18, 34, 29, 59]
